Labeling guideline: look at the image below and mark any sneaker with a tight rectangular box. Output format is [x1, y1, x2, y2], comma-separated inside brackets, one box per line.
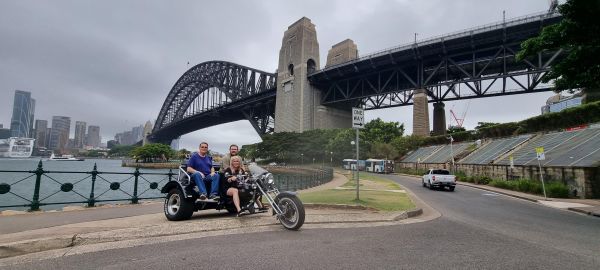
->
[209, 194, 220, 200]
[237, 211, 244, 217]
[199, 193, 207, 200]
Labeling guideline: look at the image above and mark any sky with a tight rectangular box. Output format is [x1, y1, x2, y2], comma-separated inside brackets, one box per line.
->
[0, 0, 558, 154]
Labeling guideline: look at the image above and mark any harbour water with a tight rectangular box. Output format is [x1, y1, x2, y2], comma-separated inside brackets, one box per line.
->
[0, 158, 172, 211]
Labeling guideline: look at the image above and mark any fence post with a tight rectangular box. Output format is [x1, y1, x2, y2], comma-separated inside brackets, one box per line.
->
[30, 160, 44, 211]
[88, 163, 98, 207]
[132, 167, 140, 204]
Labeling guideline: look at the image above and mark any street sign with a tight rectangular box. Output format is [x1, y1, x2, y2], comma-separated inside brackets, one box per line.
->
[535, 147, 545, 161]
[352, 107, 364, 129]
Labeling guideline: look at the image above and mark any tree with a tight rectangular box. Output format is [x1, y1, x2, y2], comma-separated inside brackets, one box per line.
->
[447, 126, 466, 134]
[368, 142, 398, 160]
[475, 122, 500, 130]
[391, 135, 425, 157]
[517, 0, 600, 101]
[108, 145, 136, 157]
[130, 143, 173, 162]
[362, 118, 404, 144]
[327, 129, 368, 162]
[177, 148, 191, 160]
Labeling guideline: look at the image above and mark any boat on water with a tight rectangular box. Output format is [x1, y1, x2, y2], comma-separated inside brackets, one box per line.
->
[0, 137, 35, 158]
[48, 153, 85, 161]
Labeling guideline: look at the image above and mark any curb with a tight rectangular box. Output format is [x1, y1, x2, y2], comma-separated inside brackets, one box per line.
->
[567, 207, 600, 217]
[0, 237, 74, 259]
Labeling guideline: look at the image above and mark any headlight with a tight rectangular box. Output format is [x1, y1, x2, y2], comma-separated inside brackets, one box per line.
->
[265, 173, 275, 184]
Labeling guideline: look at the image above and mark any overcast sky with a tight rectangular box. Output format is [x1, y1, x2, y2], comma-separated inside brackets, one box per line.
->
[0, 0, 557, 154]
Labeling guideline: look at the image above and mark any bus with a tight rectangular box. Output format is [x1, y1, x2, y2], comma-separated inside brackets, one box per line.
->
[365, 159, 395, 173]
[342, 159, 366, 171]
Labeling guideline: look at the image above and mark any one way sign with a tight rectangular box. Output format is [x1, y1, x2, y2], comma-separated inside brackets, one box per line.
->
[352, 107, 364, 129]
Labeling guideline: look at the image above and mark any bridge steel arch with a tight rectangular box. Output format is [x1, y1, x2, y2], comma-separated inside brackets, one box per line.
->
[149, 61, 276, 144]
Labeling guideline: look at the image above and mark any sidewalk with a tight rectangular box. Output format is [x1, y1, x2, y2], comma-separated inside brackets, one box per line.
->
[0, 172, 423, 259]
[458, 181, 600, 217]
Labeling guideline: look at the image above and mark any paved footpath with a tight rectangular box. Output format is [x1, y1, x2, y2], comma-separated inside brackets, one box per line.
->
[0, 172, 424, 259]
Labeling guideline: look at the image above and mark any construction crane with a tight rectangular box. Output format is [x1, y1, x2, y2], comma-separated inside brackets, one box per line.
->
[449, 102, 470, 128]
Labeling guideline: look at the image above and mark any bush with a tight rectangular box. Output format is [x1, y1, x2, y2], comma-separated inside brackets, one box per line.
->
[489, 180, 513, 190]
[471, 175, 492, 185]
[545, 182, 570, 198]
[454, 171, 468, 182]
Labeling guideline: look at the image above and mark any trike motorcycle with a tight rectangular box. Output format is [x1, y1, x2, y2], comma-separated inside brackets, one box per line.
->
[161, 163, 305, 230]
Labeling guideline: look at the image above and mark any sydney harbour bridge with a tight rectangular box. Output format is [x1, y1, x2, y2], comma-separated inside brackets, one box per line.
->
[147, 10, 562, 144]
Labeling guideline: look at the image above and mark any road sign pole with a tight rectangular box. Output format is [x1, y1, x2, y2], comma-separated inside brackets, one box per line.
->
[538, 159, 547, 200]
[535, 147, 547, 200]
[351, 107, 364, 202]
[355, 127, 359, 201]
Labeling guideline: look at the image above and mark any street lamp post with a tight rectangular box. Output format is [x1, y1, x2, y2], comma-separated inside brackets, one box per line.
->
[330, 151, 333, 167]
[449, 135, 455, 172]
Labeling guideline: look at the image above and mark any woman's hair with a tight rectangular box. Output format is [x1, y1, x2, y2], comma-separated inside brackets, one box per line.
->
[230, 155, 242, 169]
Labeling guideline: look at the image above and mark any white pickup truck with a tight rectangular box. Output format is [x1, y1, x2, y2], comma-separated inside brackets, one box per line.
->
[422, 169, 456, 191]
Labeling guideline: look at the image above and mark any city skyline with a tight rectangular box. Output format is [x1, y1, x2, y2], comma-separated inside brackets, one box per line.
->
[0, 1, 556, 153]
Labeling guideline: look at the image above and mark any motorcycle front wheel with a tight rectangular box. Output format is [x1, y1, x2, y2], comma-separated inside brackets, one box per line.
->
[275, 193, 305, 230]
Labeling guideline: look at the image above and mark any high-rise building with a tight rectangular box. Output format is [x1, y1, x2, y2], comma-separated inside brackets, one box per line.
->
[34, 120, 48, 148]
[45, 128, 52, 148]
[10, 90, 35, 138]
[49, 116, 71, 151]
[86, 125, 101, 148]
[0, 127, 9, 139]
[132, 125, 144, 143]
[74, 121, 86, 149]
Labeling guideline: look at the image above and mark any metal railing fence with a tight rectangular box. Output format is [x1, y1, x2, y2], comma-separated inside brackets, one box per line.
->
[0, 162, 334, 211]
[0, 161, 173, 211]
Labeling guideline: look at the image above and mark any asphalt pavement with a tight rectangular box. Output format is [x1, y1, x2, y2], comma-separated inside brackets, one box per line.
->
[2, 173, 599, 270]
[1, 173, 599, 269]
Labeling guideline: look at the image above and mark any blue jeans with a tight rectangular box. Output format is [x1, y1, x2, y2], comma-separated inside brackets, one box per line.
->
[191, 172, 219, 196]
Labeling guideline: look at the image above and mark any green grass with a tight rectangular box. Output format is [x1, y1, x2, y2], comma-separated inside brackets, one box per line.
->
[299, 173, 414, 211]
[341, 173, 402, 190]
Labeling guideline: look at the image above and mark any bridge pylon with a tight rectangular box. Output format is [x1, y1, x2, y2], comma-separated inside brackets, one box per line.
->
[274, 17, 351, 132]
[432, 102, 447, 136]
[412, 89, 430, 137]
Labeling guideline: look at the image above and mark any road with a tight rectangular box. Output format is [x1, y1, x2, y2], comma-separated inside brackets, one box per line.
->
[2, 174, 599, 269]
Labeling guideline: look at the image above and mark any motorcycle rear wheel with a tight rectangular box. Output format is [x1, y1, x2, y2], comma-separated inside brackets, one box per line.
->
[275, 193, 305, 230]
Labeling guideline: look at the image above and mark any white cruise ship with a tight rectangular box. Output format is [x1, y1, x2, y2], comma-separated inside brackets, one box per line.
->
[0, 137, 35, 158]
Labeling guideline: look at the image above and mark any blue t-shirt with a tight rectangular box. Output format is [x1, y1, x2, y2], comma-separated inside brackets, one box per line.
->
[187, 152, 213, 175]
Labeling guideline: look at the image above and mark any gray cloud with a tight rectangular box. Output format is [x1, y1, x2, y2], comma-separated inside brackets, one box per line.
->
[0, 0, 554, 153]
